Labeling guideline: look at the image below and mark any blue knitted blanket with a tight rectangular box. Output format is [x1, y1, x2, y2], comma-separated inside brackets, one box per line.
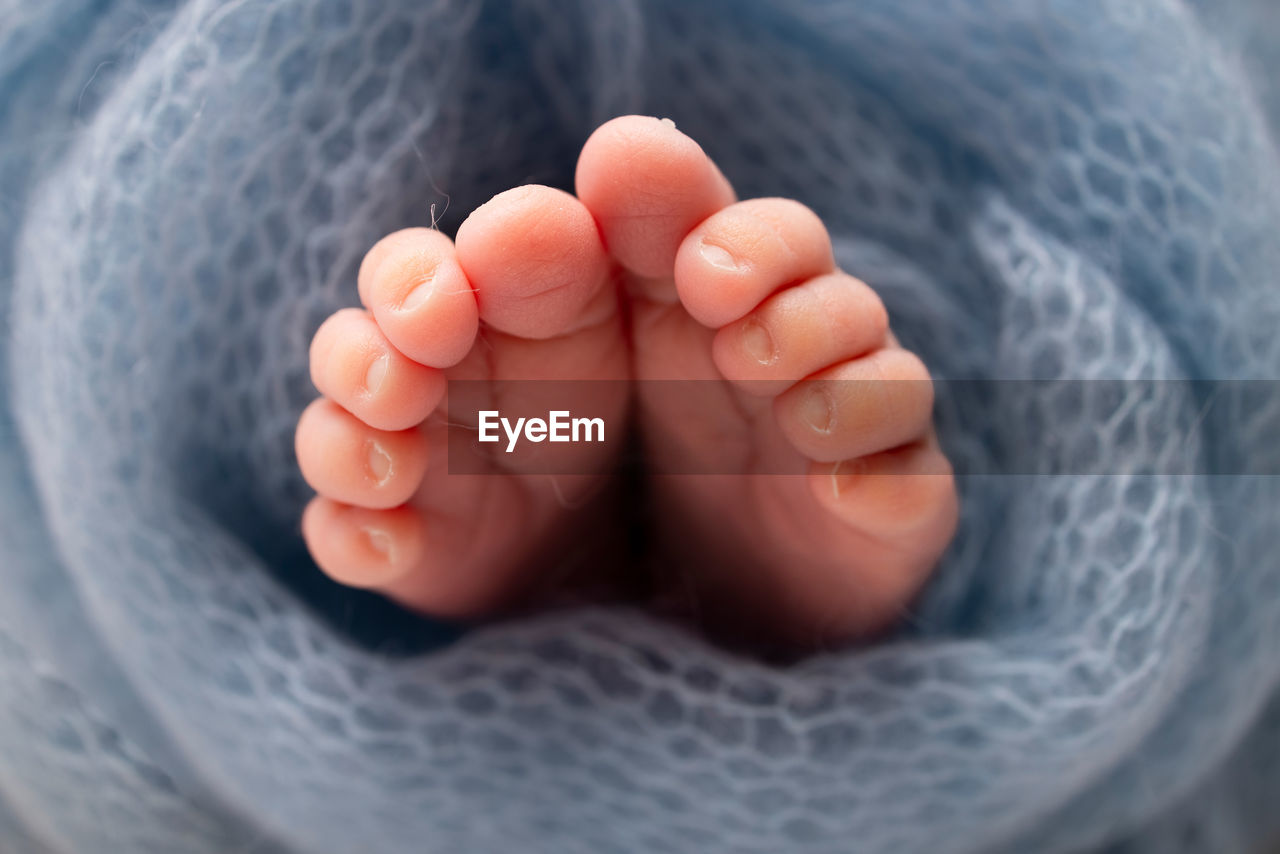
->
[2, 1, 1279, 852]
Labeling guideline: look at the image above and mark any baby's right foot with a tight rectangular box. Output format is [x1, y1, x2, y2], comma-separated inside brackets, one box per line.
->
[296, 185, 630, 616]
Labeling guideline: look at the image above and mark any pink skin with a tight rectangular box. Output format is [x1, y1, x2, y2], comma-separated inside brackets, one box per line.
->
[295, 116, 958, 647]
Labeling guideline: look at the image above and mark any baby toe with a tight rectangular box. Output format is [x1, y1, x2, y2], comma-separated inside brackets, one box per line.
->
[302, 498, 425, 589]
[774, 348, 934, 463]
[576, 115, 736, 279]
[295, 398, 428, 509]
[811, 443, 958, 540]
[454, 185, 614, 340]
[674, 198, 835, 328]
[310, 308, 445, 431]
[711, 271, 889, 396]
[360, 228, 479, 368]
[807, 443, 959, 622]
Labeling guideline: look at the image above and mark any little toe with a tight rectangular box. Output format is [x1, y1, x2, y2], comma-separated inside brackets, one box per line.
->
[808, 442, 959, 620]
[310, 308, 445, 431]
[302, 498, 425, 589]
[455, 185, 614, 340]
[774, 348, 934, 463]
[811, 442, 957, 540]
[674, 198, 835, 328]
[295, 398, 428, 509]
[360, 228, 479, 368]
[712, 271, 889, 396]
[576, 115, 736, 279]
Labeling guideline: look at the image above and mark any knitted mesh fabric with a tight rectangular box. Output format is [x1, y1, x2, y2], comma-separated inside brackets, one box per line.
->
[1, 1, 1278, 852]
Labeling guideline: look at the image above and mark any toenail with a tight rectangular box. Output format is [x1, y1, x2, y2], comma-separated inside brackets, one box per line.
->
[829, 459, 864, 499]
[699, 237, 749, 272]
[364, 353, 389, 396]
[740, 318, 775, 366]
[398, 273, 435, 312]
[830, 460, 846, 499]
[361, 526, 394, 561]
[365, 440, 393, 485]
[799, 384, 834, 434]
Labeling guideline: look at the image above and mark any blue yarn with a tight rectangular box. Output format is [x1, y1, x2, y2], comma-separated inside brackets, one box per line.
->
[1, 1, 1277, 852]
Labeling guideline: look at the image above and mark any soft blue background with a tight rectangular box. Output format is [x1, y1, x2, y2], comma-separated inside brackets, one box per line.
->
[1, 1, 1278, 851]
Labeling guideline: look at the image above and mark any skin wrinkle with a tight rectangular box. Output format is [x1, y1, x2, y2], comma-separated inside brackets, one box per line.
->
[746, 202, 802, 267]
[865, 350, 898, 439]
[507, 277, 578, 302]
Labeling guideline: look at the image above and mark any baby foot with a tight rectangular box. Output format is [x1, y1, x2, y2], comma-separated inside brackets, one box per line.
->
[296, 185, 629, 616]
[577, 117, 958, 647]
[297, 117, 958, 650]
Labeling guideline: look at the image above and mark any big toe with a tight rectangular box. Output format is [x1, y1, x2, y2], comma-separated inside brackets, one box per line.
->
[455, 184, 614, 340]
[575, 115, 736, 279]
